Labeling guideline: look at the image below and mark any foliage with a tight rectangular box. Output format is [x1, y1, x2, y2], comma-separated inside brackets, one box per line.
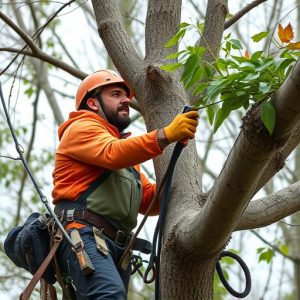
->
[161, 22, 300, 134]
[256, 242, 288, 264]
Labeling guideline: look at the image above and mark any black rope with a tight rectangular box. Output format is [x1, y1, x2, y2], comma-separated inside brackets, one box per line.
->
[144, 105, 252, 299]
[144, 106, 190, 299]
[216, 250, 251, 298]
[0, 82, 74, 247]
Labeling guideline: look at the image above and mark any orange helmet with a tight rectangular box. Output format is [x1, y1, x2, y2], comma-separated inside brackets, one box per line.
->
[75, 69, 134, 110]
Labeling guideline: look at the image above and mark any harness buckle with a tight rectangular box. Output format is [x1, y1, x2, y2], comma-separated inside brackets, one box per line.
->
[115, 230, 128, 247]
[66, 209, 75, 222]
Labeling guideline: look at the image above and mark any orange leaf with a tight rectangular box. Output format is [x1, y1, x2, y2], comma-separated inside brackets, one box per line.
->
[287, 41, 300, 50]
[244, 50, 250, 59]
[278, 23, 294, 43]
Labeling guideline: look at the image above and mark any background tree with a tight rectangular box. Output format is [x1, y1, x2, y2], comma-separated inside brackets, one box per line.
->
[0, 0, 300, 299]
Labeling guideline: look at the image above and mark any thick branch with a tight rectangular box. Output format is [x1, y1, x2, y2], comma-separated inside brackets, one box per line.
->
[145, 0, 182, 61]
[255, 124, 300, 192]
[91, 0, 143, 89]
[236, 181, 300, 231]
[183, 59, 300, 256]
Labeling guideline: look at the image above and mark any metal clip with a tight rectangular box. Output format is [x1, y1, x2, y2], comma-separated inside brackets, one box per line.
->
[66, 209, 75, 222]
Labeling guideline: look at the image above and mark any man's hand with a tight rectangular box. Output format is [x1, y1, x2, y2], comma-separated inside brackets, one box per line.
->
[163, 111, 199, 143]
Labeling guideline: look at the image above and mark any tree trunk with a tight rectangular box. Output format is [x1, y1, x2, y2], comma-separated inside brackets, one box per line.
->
[161, 245, 219, 299]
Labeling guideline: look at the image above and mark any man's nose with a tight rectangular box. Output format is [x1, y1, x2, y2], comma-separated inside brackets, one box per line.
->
[120, 95, 131, 104]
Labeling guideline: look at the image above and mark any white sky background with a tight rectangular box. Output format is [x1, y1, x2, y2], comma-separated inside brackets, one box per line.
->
[0, 0, 299, 299]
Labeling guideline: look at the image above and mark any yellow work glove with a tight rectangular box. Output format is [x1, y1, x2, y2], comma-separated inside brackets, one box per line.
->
[163, 111, 199, 143]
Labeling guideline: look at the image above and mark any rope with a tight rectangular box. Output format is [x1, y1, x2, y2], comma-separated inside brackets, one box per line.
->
[216, 251, 252, 298]
[0, 82, 74, 247]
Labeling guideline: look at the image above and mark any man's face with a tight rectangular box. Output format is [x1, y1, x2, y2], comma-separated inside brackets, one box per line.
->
[99, 84, 131, 131]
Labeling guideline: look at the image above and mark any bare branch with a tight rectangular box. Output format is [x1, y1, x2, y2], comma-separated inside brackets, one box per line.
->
[224, 0, 268, 30]
[236, 181, 300, 231]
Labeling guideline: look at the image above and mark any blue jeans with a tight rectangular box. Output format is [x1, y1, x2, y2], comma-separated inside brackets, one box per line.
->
[57, 226, 130, 299]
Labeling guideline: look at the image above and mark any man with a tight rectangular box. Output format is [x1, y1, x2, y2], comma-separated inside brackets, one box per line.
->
[52, 69, 199, 299]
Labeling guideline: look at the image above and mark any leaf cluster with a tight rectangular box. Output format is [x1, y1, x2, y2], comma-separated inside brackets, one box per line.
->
[161, 23, 300, 134]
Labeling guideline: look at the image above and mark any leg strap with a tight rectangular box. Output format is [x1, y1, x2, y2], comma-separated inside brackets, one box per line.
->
[19, 230, 63, 300]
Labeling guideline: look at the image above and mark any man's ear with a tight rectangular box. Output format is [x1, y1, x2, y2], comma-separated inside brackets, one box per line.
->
[86, 98, 99, 112]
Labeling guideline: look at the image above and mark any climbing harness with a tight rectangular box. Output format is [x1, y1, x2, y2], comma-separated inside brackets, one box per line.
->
[120, 105, 252, 299]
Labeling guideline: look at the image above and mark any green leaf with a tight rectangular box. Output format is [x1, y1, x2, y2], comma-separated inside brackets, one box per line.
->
[255, 60, 274, 72]
[165, 50, 186, 60]
[258, 248, 275, 264]
[214, 108, 230, 132]
[206, 106, 215, 125]
[274, 58, 295, 73]
[165, 29, 186, 48]
[260, 102, 275, 135]
[251, 31, 269, 42]
[221, 95, 248, 115]
[193, 83, 208, 96]
[230, 39, 243, 50]
[279, 244, 289, 256]
[160, 63, 182, 72]
[182, 54, 200, 85]
[179, 22, 190, 29]
[250, 51, 264, 62]
[185, 66, 205, 90]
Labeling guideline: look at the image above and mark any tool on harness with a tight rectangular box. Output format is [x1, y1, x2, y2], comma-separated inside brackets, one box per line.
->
[93, 226, 109, 257]
[70, 229, 95, 275]
[58, 208, 152, 260]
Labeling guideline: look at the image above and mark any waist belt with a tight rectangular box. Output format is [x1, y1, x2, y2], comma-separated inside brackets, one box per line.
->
[58, 209, 152, 254]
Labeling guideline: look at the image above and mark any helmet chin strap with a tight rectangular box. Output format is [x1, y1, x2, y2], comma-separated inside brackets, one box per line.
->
[95, 93, 108, 122]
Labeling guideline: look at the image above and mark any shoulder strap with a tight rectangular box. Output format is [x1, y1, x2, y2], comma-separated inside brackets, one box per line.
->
[54, 170, 112, 214]
[76, 169, 112, 204]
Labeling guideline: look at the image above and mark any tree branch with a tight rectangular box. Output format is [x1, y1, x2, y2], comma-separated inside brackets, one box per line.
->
[184, 59, 300, 256]
[145, 0, 182, 61]
[236, 181, 300, 232]
[91, 0, 143, 88]
[0, 0, 85, 79]
[224, 0, 268, 30]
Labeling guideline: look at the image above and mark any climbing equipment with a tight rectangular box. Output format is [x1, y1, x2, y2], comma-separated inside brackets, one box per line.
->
[75, 69, 134, 110]
[216, 251, 251, 298]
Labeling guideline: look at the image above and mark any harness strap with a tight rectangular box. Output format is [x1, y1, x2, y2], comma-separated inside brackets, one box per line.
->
[19, 230, 63, 300]
[54, 170, 112, 214]
[58, 209, 152, 253]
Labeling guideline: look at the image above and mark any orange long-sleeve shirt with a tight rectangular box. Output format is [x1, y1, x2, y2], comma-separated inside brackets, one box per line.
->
[52, 110, 162, 215]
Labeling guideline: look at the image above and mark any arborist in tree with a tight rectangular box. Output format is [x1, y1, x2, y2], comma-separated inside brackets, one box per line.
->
[52, 69, 199, 299]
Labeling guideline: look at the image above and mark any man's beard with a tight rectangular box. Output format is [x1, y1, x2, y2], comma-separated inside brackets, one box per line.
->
[104, 108, 131, 131]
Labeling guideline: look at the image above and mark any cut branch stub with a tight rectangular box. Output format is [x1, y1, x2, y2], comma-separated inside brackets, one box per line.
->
[242, 103, 289, 151]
